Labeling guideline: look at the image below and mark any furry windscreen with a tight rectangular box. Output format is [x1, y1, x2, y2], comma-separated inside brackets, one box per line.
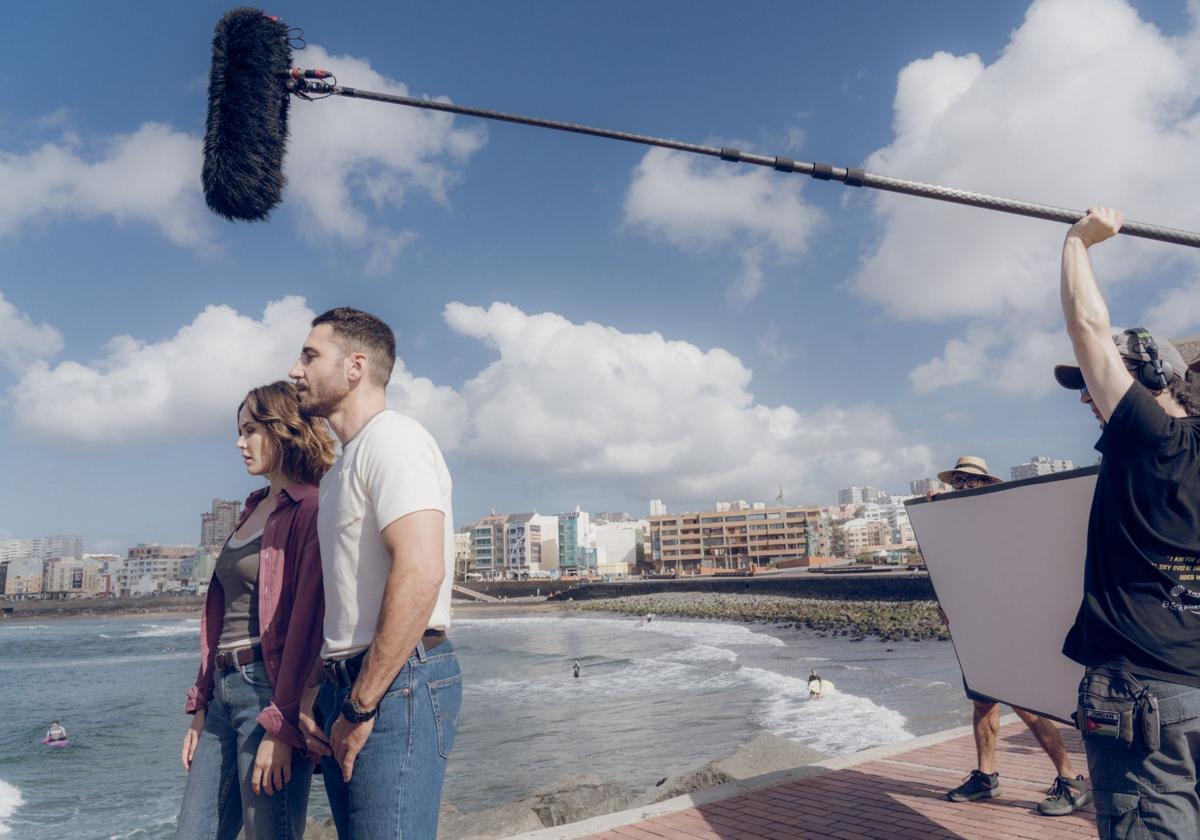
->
[202, 8, 292, 221]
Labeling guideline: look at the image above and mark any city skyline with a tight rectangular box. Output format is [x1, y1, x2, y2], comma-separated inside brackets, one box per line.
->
[4, 1, 1199, 552]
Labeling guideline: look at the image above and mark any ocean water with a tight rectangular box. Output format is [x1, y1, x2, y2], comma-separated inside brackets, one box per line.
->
[0, 611, 970, 838]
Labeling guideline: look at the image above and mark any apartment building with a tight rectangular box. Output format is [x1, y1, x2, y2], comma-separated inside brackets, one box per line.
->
[649, 505, 822, 574]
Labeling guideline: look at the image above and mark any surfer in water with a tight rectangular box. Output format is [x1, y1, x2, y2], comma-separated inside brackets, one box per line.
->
[807, 670, 823, 699]
[573, 660, 581, 679]
[45, 721, 67, 743]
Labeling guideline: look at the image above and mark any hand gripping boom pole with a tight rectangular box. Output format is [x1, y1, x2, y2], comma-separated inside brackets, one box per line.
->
[293, 77, 1200, 249]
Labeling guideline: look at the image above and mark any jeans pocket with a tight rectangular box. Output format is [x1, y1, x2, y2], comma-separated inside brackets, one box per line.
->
[240, 660, 272, 689]
[428, 674, 462, 760]
[1093, 790, 1145, 840]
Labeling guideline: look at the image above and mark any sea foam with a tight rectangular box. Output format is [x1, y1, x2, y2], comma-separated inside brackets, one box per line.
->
[0, 779, 24, 836]
[130, 621, 200, 639]
[739, 666, 913, 755]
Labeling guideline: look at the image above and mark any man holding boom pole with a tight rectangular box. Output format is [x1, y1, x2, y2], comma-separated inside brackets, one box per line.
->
[1056, 208, 1200, 839]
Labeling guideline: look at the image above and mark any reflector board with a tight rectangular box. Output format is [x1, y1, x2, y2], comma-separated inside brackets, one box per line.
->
[906, 467, 1098, 723]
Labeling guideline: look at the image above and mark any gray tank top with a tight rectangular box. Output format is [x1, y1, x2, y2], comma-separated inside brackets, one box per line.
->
[215, 530, 263, 650]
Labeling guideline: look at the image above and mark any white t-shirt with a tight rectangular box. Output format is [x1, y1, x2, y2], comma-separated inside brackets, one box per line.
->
[318, 410, 455, 660]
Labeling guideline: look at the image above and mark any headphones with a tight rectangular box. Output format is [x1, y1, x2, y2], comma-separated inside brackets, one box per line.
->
[1125, 327, 1174, 391]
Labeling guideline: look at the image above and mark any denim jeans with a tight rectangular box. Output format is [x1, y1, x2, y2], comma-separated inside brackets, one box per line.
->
[1081, 669, 1200, 839]
[318, 639, 462, 839]
[176, 660, 313, 840]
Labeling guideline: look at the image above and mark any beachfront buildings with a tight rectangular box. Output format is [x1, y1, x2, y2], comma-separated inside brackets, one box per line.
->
[1010, 456, 1075, 480]
[200, 498, 242, 549]
[0, 535, 84, 566]
[504, 513, 559, 576]
[593, 519, 644, 578]
[469, 513, 508, 577]
[43, 557, 109, 598]
[649, 505, 823, 574]
[558, 508, 595, 576]
[910, 478, 951, 496]
[454, 532, 473, 579]
[838, 487, 882, 506]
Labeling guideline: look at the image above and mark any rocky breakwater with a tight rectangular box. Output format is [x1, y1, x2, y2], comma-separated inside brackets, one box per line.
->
[572, 592, 949, 642]
[304, 733, 824, 839]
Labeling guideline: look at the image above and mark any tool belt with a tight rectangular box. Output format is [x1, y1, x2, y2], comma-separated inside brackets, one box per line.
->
[1076, 669, 1161, 752]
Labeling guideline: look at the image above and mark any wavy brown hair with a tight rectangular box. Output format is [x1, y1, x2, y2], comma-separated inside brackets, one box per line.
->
[239, 381, 337, 484]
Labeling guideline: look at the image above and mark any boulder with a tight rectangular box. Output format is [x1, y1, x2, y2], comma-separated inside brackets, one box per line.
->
[643, 731, 825, 803]
[438, 800, 545, 839]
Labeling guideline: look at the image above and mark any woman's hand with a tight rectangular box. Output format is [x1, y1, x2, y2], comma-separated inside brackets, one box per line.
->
[299, 685, 332, 758]
[252, 733, 293, 796]
[182, 710, 205, 772]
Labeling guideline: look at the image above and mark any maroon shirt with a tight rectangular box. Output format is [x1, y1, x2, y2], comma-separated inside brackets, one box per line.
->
[185, 484, 323, 751]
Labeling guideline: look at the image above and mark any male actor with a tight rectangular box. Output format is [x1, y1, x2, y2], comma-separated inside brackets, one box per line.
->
[931, 457, 1091, 815]
[290, 307, 461, 839]
[1056, 207, 1200, 839]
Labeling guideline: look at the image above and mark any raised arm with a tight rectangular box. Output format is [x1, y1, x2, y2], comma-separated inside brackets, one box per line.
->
[1060, 207, 1133, 421]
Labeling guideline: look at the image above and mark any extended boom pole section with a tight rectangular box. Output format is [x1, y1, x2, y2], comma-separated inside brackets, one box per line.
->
[312, 81, 1200, 249]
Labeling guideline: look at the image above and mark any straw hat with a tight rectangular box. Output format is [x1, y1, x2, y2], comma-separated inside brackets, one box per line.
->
[936, 455, 1002, 485]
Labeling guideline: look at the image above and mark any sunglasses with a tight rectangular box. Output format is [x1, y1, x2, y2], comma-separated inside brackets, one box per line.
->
[950, 475, 986, 489]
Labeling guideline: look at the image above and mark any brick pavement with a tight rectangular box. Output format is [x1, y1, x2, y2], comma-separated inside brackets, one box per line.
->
[579, 722, 1097, 840]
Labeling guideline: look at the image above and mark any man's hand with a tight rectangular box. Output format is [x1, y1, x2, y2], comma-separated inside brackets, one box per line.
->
[298, 686, 332, 758]
[1068, 207, 1124, 249]
[181, 710, 205, 772]
[331, 714, 376, 783]
[252, 734, 293, 796]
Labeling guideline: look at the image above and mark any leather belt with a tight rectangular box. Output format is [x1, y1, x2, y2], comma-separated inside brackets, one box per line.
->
[214, 645, 262, 671]
[323, 630, 447, 688]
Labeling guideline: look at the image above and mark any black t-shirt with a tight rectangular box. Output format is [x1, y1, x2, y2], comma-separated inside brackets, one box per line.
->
[1062, 383, 1200, 686]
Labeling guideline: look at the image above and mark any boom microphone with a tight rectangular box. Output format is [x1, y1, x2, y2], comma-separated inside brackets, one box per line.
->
[201, 9, 1200, 249]
[202, 8, 292, 221]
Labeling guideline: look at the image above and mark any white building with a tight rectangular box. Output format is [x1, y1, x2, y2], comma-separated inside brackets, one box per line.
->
[838, 487, 883, 506]
[1010, 456, 1075, 481]
[593, 520, 645, 578]
[504, 513, 559, 576]
[910, 478, 950, 496]
[649, 499, 667, 517]
[43, 557, 109, 598]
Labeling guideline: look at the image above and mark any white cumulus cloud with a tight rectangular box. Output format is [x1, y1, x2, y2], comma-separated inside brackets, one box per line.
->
[0, 123, 209, 247]
[858, 0, 1200, 392]
[7, 296, 469, 448]
[10, 297, 315, 444]
[285, 45, 487, 269]
[0, 292, 64, 372]
[623, 146, 823, 302]
[442, 301, 931, 501]
[7, 296, 931, 504]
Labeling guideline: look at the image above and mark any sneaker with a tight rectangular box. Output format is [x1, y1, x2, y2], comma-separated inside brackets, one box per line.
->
[1037, 775, 1092, 816]
[947, 770, 1001, 802]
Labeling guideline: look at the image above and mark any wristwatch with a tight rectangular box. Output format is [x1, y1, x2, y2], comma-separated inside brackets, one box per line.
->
[340, 696, 378, 723]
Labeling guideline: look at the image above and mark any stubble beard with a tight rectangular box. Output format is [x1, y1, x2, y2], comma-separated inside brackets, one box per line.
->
[298, 381, 348, 420]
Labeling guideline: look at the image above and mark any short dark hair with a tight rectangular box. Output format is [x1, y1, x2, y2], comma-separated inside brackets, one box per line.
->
[312, 307, 396, 387]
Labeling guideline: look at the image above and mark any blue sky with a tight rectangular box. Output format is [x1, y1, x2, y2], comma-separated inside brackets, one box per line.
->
[3, 0, 1200, 553]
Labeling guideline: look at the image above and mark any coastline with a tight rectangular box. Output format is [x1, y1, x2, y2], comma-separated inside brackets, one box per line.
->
[2, 590, 948, 642]
[570, 591, 949, 642]
[0, 596, 204, 623]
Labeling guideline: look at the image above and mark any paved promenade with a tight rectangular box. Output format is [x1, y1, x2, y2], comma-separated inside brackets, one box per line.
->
[519, 720, 1097, 840]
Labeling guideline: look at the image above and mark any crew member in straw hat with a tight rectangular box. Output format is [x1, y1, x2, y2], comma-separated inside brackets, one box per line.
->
[930, 455, 1091, 815]
[935, 455, 1002, 491]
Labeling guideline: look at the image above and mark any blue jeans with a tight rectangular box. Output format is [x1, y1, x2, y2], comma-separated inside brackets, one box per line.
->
[1081, 669, 1200, 839]
[176, 660, 313, 840]
[318, 639, 462, 839]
